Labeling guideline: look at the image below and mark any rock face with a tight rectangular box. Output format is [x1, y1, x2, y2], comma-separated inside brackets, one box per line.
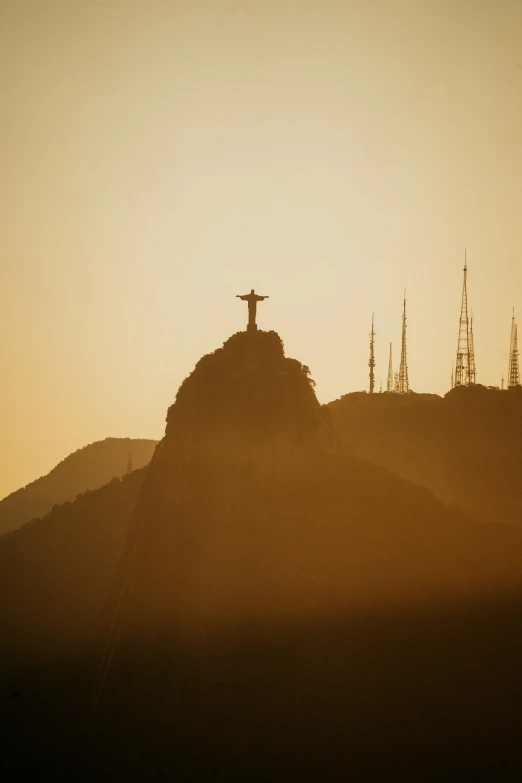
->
[88, 331, 522, 780]
[0, 437, 158, 535]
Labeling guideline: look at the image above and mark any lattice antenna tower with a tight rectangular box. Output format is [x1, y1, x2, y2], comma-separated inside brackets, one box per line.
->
[508, 308, 521, 387]
[394, 372, 399, 393]
[455, 250, 473, 386]
[387, 343, 394, 392]
[469, 312, 477, 385]
[126, 451, 133, 475]
[369, 313, 375, 394]
[398, 290, 409, 394]
[450, 364, 454, 390]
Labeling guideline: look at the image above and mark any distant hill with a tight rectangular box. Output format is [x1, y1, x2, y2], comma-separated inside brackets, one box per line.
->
[0, 437, 158, 535]
[328, 385, 522, 527]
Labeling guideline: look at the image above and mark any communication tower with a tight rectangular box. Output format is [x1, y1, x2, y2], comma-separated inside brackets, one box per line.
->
[454, 250, 475, 386]
[387, 343, 394, 392]
[508, 309, 521, 388]
[398, 291, 409, 394]
[369, 314, 375, 394]
[469, 313, 477, 385]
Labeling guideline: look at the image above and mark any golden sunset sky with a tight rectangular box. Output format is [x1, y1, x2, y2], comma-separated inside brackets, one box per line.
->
[1, 0, 521, 499]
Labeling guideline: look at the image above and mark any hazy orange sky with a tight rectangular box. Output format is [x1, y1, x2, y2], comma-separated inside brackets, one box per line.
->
[1, 0, 521, 499]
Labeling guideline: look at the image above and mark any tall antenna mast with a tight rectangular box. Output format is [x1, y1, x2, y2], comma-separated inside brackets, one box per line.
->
[387, 343, 394, 392]
[126, 451, 133, 475]
[469, 311, 477, 384]
[369, 313, 375, 394]
[450, 364, 454, 390]
[398, 290, 409, 394]
[455, 249, 473, 386]
[508, 308, 521, 388]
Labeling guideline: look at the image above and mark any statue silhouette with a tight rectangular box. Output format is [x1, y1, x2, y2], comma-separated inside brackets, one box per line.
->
[236, 289, 269, 332]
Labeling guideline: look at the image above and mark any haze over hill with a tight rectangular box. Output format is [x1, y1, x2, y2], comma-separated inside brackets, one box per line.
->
[328, 385, 522, 527]
[3, 331, 522, 780]
[81, 332, 522, 778]
[0, 438, 157, 536]
[3, 0, 522, 777]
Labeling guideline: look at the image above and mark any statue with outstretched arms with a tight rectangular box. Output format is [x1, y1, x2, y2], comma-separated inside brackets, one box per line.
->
[236, 289, 269, 331]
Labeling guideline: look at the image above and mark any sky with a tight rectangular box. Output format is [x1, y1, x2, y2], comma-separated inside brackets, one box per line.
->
[1, 0, 522, 499]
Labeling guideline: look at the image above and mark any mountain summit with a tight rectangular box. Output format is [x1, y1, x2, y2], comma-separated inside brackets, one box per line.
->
[164, 329, 333, 459]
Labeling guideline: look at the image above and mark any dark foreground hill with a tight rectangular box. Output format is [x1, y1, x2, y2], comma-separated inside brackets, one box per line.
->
[329, 385, 522, 527]
[0, 437, 157, 535]
[3, 333, 522, 781]
[0, 469, 147, 662]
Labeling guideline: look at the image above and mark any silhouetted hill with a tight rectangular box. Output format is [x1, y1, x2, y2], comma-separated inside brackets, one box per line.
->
[3, 333, 522, 780]
[88, 332, 522, 780]
[0, 437, 157, 535]
[328, 385, 522, 527]
[0, 469, 147, 662]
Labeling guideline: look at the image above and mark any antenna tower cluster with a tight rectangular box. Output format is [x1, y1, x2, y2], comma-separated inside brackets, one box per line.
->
[364, 249, 518, 394]
[367, 296, 409, 395]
